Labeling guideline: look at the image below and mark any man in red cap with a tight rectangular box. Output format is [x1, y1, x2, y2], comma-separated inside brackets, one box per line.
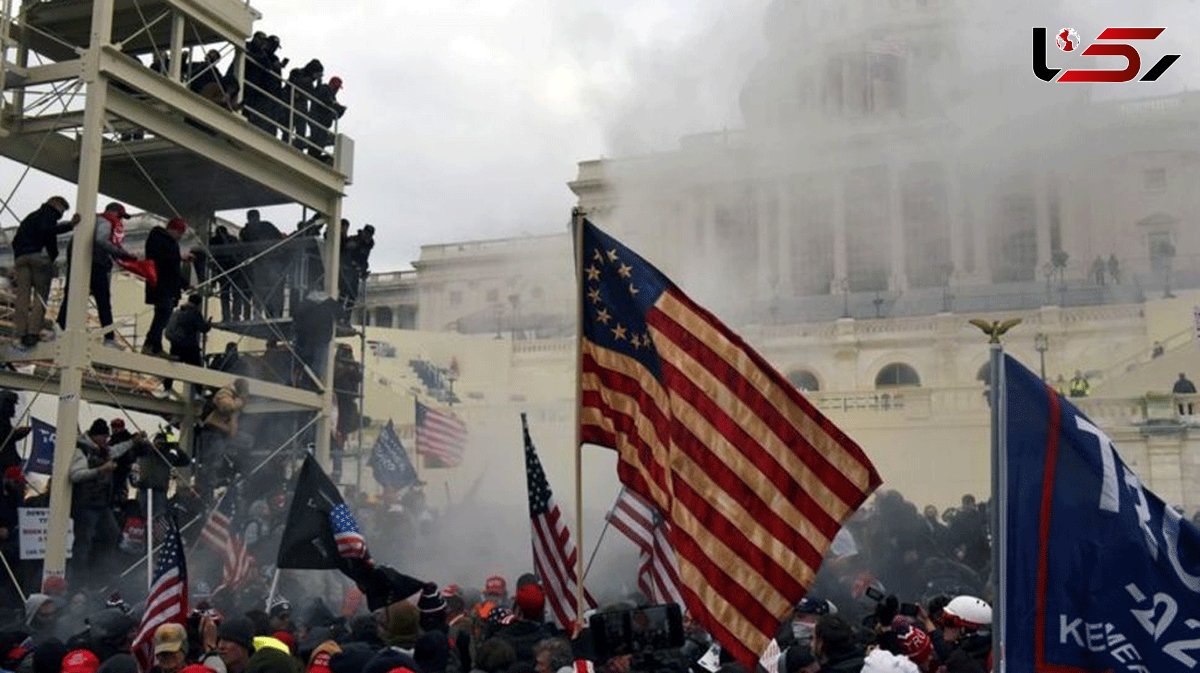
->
[142, 217, 189, 357]
[496, 583, 550, 666]
[56, 202, 139, 347]
[308, 75, 346, 161]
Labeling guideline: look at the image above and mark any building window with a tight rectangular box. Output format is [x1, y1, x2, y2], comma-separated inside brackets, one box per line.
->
[449, 290, 462, 306]
[374, 306, 394, 328]
[875, 363, 921, 388]
[787, 369, 821, 392]
[1144, 168, 1166, 191]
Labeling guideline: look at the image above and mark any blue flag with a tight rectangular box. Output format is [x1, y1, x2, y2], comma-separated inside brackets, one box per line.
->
[24, 418, 55, 476]
[1004, 353, 1200, 671]
[369, 420, 418, 489]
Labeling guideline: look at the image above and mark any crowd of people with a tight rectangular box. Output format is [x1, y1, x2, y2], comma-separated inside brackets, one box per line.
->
[0, 482, 1002, 673]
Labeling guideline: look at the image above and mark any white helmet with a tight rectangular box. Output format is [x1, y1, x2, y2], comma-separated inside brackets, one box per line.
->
[942, 595, 992, 629]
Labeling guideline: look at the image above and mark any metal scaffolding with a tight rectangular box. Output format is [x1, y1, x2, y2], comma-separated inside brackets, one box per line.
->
[0, 0, 354, 581]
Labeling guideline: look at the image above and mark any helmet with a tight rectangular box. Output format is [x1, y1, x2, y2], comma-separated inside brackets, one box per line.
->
[942, 595, 992, 629]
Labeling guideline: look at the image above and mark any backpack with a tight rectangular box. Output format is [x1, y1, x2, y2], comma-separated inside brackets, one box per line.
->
[164, 308, 186, 344]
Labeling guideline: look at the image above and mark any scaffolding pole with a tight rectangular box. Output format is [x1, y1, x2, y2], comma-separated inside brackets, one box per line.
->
[43, 0, 115, 583]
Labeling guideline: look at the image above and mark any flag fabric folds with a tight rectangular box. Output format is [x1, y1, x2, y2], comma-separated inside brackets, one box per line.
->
[1003, 354, 1200, 671]
[23, 418, 54, 476]
[277, 455, 367, 569]
[415, 400, 467, 468]
[522, 414, 594, 628]
[369, 420, 419, 489]
[576, 220, 881, 665]
[200, 488, 254, 592]
[607, 488, 684, 608]
[132, 516, 187, 672]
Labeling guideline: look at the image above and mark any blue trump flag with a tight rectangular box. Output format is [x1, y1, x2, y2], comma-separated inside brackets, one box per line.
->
[369, 420, 418, 489]
[24, 418, 55, 476]
[1004, 354, 1200, 671]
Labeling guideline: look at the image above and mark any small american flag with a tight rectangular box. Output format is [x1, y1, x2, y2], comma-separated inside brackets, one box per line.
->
[330, 503, 367, 559]
[416, 400, 467, 467]
[132, 516, 187, 672]
[606, 489, 684, 608]
[522, 414, 594, 628]
[201, 489, 254, 591]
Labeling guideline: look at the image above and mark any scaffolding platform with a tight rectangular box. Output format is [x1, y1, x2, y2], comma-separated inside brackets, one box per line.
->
[0, 0, 356, 578]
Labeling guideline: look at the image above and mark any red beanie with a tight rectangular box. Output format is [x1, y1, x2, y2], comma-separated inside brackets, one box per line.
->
[515, 584, 545, 621]
[167, 217, 188, 233]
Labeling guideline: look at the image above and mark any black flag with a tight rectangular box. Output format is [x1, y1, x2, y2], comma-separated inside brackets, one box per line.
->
[277, 454, 364, 569]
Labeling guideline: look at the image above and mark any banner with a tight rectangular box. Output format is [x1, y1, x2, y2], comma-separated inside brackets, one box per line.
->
[24, 418, 55, 476]
[369, 420, 418, 489]
[18, 508, 73, 560]
[1004, 354, 1200, 671]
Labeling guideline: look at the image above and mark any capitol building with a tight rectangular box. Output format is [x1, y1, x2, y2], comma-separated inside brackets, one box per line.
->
[351, 0, 1200, 516]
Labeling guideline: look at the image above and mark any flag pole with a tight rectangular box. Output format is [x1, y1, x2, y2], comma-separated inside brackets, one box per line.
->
[146, 487, 154, 592]
[973, 318, 1019, 673]
[571, 207, 586, 627]
[266, 568, 280, 611]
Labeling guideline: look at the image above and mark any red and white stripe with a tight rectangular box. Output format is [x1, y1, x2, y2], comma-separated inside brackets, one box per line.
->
[532, 492, 593, 628]
[580, 276, 881, 664]
[608, 489, 684, 607]
[132, 521, 187, 672]
[416, 402, 468, 466]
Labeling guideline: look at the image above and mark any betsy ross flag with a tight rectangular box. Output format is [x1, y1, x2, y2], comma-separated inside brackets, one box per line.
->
[416, 400, 467, 468]
[522, 413, 595, 628]
[577, 220, 881, 665]
[132, 516, 187, 672]
[607, 488, 684, 608]
[277, 455, 368, 570]
[200, 488, 254, 591]
[369, 420, 419, 489]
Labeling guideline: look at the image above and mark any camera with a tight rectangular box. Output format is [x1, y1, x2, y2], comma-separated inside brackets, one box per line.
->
[589, 603, 685, 661]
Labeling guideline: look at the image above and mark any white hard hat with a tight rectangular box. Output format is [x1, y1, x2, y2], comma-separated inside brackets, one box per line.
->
[943, 595, 992, 629]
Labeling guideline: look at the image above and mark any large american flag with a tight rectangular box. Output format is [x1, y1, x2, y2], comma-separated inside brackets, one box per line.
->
[607, 488, 684, 608]
[415, 400, 467, 467]
[200, 489, 253, 591]
[522, 414, 595, 628]
[577, 220, 881, 665]
[133, 516, 188, 672]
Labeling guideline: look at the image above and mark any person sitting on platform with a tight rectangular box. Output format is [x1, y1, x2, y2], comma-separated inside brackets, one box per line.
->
[142, 217, 189, 357]
[11, 196, 80, 349]
[56, 202, 140, 348]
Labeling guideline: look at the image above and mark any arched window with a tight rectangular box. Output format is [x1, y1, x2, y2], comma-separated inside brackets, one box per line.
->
[787, 369, 821, 392]
[875, 363, 921, 388]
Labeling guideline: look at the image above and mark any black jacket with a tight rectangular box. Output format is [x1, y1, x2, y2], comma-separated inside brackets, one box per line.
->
[12, 203, 73, 260]
[495, 620, 551, 665]
[293, 296, 340, 354]
[309, 83, 346, 144]
[144, 227, 184, 304]
[166, 304, 211, 349]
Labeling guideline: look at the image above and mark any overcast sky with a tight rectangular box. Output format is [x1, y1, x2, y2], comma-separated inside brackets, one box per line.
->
[0, 0, 1194, 271]
[0, 1, 760, 271]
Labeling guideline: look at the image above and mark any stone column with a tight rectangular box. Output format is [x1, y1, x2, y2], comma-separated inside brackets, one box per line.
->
[1035, 170, 1053, 273]
[831, 173, 848, 292]
[889, 166, 908, 292]
[756, 183, 777, 297]
[947, 167, 967, 284]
